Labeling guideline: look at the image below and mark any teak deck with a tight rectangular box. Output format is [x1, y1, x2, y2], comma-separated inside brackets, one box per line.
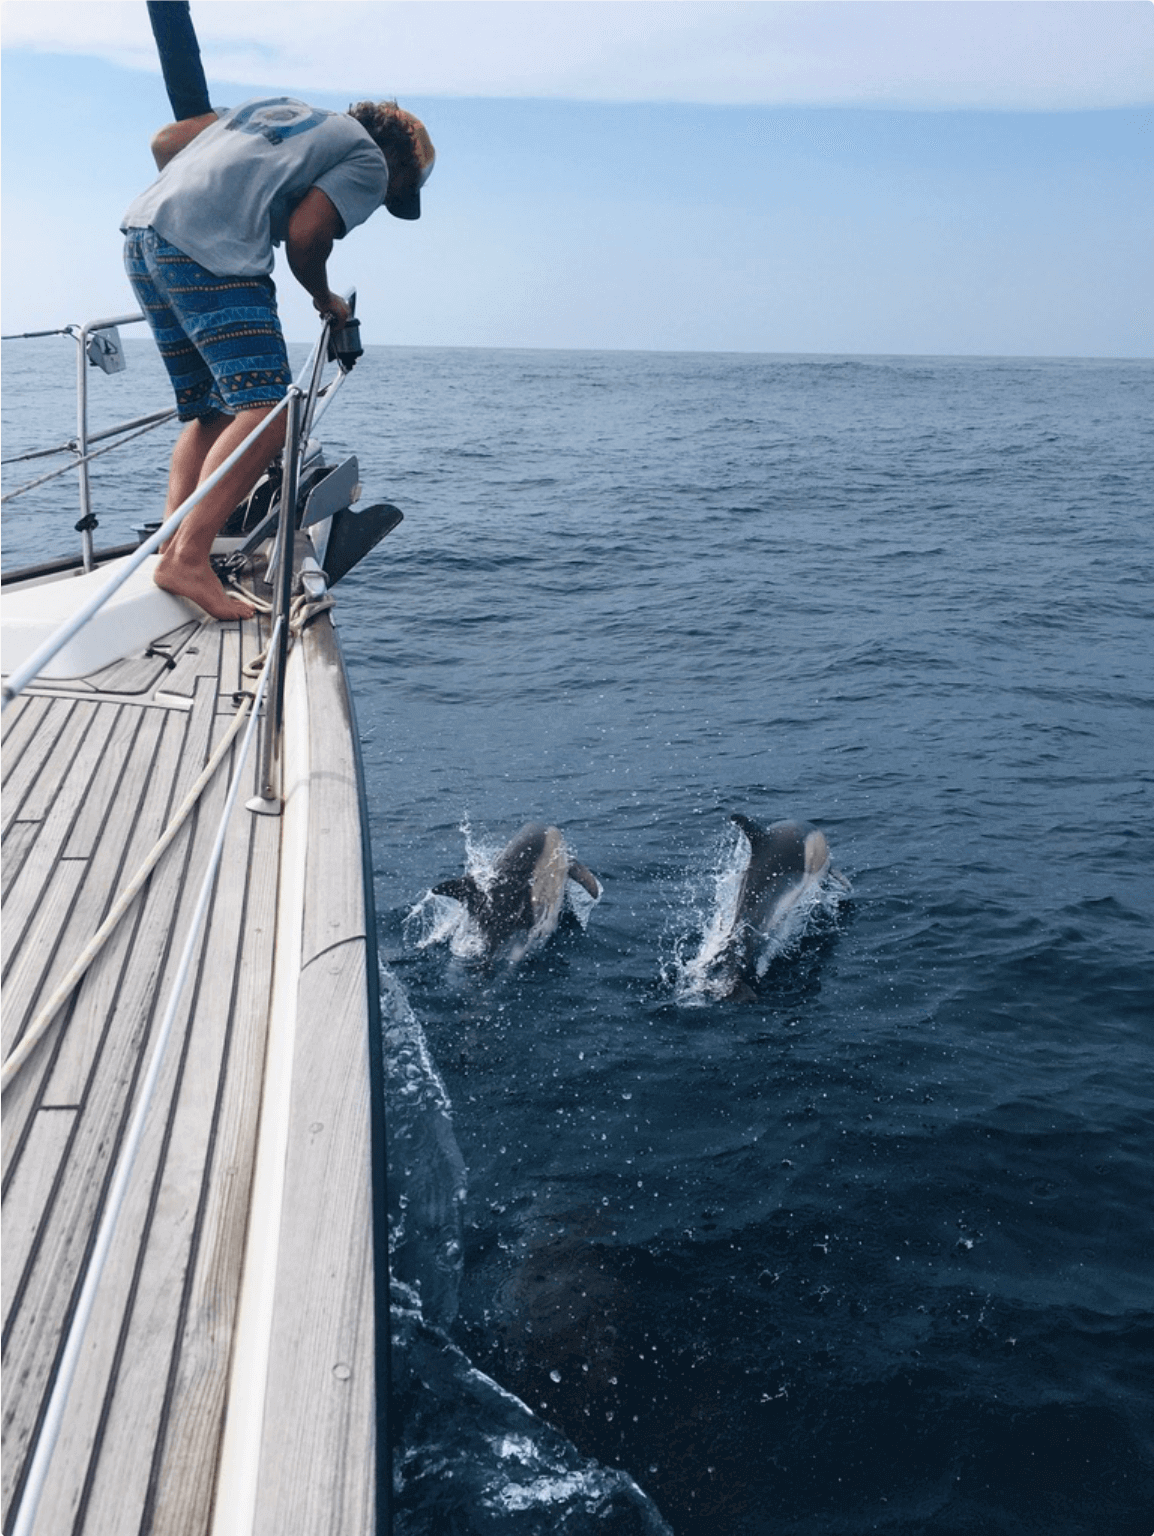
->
[2, 609, 380, 1535]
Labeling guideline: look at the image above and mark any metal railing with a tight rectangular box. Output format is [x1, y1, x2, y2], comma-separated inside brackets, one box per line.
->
[252, 387, 303, 809]
[1, 394, 293, 707]
[1, 314, 339, 719]
[1, 313, 178, 570]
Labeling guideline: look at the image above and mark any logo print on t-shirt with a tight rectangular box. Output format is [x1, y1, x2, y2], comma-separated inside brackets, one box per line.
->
[225, 98, 328, 146]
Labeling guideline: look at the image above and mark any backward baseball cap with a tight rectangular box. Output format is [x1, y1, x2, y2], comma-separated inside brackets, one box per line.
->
[385, 113, 435, 220]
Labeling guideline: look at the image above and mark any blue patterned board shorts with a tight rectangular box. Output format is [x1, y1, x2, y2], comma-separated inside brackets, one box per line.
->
[123, 227, 292, 421]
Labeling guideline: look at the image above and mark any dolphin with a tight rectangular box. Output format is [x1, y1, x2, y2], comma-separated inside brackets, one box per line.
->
[432, 822, 601, 960]
[710, 814, 839, 996]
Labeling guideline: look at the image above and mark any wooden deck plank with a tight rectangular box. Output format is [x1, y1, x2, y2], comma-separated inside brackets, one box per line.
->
[84, 620, 203, 695]
[1, 706, 197, 1192]
[81, 654, 173, 695]
[1, 704, 122, 982]
[145, 803, 280, 1536]
[0, 693, 49, 775]
[238, 609, 270, 688]
[1, 646, 233, 1525]
[166, 665, 227, 808]
[0, 690, 33, 741]
[0, 817, 223, 1528]
[0, 859, 89, 1073]
[2, 822, 42, 902]
[1, 695, 201, 1123]
[12, 700, 109, 826]
[42, 706, 189, 1109]
[0, 683, 226, 1524]
[32, 708, 273, 1536]
[254, 939, 376, 1536]
[2, 606, 380, 1536]
[1, 696, 85, 836]
[62, 702, 153, 860]
[0, 865, 152, 1311]
[0, 1109, 77, 1376]
[154, 620, 217, 703]
[1, 858, 87, 1220]
[218, 618, 244, 703]
[1, 678, 222, 1255]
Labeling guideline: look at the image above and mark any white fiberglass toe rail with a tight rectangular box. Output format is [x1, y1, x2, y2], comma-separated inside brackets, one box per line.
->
[1, 395, 293, 708]
[1, 313, 337, 710]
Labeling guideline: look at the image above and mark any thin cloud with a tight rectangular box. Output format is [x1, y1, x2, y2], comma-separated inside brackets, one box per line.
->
[2, 1, 1152, 109]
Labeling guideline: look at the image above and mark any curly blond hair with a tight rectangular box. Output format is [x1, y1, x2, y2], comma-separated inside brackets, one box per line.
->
[347, 100, 423, 184]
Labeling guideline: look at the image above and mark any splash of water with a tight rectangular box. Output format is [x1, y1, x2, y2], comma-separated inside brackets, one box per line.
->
[404, 820, 601, 962]
[667, 824, 851, 1005]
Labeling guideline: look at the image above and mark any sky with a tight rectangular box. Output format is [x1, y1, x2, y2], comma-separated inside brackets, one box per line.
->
[2, 1, 1152, 356]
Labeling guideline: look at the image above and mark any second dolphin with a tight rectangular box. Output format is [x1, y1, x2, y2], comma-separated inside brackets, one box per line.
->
[432, 821, 602, 962]
[690, 813, 848, 1000]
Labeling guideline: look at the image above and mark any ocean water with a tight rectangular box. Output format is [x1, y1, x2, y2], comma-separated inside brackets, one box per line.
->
[3, 338, 1152, 1534]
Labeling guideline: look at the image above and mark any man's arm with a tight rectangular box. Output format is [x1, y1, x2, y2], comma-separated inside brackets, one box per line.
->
[285, 188, 352, 326]
[150, 111, 217, 171]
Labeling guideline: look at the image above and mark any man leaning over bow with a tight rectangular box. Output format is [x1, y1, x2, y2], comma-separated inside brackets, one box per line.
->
[122, 94, 434, 620]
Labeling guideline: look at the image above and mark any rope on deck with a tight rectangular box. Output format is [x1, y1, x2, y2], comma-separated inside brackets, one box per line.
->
[237, 589, 337, 675]
[1, 580, 336, 1091]
[2, 684, 254, 1092]
[6, 618, 282, 1536]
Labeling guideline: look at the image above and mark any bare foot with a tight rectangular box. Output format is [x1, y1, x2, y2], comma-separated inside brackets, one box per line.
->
[154, 551, 255, 621]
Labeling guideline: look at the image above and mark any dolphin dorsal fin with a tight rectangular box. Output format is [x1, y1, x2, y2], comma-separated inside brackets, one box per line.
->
[730, 813, 765, 846]
[567, 860, 602, 899]
[732, 813, 817, 876]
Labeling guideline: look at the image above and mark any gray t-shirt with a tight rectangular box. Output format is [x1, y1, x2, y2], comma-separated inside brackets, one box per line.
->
[121, 97, 390, 277]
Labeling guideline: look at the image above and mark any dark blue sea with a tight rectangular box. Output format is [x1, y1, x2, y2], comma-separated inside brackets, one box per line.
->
[3, 338, 1152, 1535]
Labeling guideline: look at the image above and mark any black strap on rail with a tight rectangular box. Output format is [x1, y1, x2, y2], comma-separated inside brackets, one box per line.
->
[146, 1, 211, 120]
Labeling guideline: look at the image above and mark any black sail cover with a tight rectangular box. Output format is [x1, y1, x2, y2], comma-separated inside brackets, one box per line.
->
[146, 0, 211, 120]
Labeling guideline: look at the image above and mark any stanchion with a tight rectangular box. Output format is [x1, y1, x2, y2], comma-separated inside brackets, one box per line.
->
[249, 388, 301, 815]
